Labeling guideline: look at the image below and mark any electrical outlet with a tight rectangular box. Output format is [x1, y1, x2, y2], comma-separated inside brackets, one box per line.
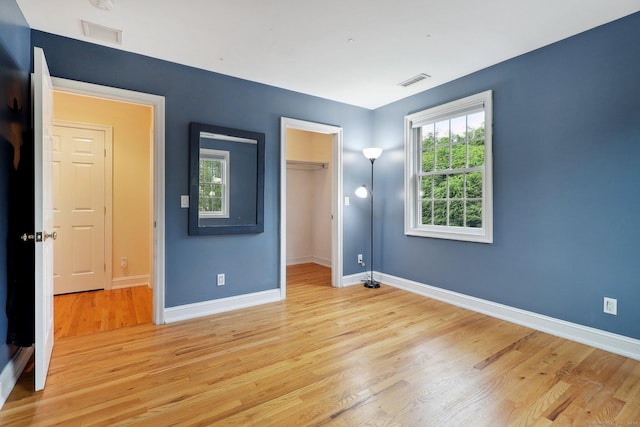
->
[603, 297, 617, 315]
[217, 273, 225, 286]
[357, 254, 363, 265]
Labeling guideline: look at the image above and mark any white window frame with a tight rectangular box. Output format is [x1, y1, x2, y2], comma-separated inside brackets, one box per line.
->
[199, 148, 230, 219]
[404, 90, 493, 243]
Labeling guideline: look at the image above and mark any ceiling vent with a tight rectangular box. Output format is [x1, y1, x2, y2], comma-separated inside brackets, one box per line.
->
[81, 20, 122, 44]
[89, 0, 114, 11]
[398, 73, 431, 87]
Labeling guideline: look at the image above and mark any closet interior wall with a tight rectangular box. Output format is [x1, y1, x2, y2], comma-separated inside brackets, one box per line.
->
[285, 129, 332, 268]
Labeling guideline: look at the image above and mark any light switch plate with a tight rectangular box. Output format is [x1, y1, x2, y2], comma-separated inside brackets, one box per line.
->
[180, 195, 189, 208]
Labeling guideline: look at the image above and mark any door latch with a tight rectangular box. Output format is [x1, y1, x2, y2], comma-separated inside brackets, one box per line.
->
[20, 232, 40, 242]
[20, 231, 57, 242]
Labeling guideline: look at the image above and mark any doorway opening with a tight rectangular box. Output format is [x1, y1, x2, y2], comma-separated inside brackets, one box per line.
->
[51, 92, 154, 338]
[52, 77, 166, 331]
[280, 118, 343, 297]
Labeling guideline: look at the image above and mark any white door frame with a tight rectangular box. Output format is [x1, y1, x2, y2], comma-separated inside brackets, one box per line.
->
[280, 117, 343, 295]
[53, 120, 113, 293]
[52, 77, 166, 325]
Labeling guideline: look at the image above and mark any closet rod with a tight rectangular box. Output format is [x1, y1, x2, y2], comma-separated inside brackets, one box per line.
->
[286, 160, 328, 170]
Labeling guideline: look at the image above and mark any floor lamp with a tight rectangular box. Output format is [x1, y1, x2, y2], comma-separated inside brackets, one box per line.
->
[356, 147, 383, 288]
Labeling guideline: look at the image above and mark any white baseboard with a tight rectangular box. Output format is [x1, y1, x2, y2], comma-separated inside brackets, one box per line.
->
[0, 346, 34, 410]
[164, 289, 282, 323]
[376, 272, 640, 361]
[342, 271, 368, 287]
[111, 274, 150, 290]
[287, 256, 331, 267]
[287, 256, 314, 266]
[311, 256, 331, 268]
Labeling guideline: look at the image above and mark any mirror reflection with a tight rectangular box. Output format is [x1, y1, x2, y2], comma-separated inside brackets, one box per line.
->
[199, 146, 230, 219]
[189, 123, 265, 235]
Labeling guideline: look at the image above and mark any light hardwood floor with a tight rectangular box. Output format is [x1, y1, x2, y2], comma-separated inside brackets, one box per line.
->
[2, 263, 640, 426]
[54, 285, 153, 339]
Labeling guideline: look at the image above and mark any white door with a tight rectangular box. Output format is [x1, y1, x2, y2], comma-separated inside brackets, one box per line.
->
[52, 124, 107, 294]
[33, 47, 55, 391]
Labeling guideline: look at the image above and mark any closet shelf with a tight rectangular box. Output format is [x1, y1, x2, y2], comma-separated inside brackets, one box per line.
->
[286, 160, 328, 170]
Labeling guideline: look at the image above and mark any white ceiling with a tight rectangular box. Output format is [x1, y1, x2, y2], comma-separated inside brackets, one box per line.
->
[16, 0, 640, 109]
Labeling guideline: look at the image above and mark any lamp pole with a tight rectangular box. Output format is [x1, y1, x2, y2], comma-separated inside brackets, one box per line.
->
[360, 147, 382, 288]
[365, 155, 379, 288]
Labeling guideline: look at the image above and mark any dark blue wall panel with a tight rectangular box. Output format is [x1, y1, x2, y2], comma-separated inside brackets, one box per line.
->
[0, 0, 30, 374]
[372, 12, 640, 339]
[30, 30, 372, 307]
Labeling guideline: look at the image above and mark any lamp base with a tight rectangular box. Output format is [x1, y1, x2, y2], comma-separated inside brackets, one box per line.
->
[363, 279, 380, 289]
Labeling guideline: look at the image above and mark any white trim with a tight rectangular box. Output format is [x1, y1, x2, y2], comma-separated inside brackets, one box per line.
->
[0, 346, 34, 410]
[111, 274, 151, 289]
[52, 77, 166, 325]
[311, 256, 331, 268]
[280, 118, 344, 298]
[342, 272, 368, 287]
[286, 257, 332, 268]
[404, 90, 493, 243]
[287, 256, 314, 266]
[379, 272, 640, 361]
[164, 289, 282, 323]
[201, 132, 257, 144]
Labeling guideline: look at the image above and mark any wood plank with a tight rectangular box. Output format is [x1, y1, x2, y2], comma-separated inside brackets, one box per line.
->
[53, 285, 152, 339]
[2, 263, 640, 426]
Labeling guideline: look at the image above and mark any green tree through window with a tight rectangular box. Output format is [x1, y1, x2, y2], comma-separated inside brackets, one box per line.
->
[420, 112, 484, 228]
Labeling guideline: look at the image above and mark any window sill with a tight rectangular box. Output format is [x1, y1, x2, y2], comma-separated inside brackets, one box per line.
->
[405, 226, 493, 244]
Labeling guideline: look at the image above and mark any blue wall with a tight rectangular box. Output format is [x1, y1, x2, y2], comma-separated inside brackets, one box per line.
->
[372, 12, 640, 339]
[30, 31, 373, 308]
[0, 0, 30, 373]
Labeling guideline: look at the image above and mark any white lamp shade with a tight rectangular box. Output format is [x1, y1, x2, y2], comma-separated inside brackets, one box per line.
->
[362, 147, 383, 160]
[355, 186, 368, 198]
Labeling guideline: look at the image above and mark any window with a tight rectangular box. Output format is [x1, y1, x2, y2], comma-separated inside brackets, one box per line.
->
[405, 90, 493, 243]
[199, 149, 230, 218]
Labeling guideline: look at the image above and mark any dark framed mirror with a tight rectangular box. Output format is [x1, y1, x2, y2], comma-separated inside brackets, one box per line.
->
[188, 122, 265, 235]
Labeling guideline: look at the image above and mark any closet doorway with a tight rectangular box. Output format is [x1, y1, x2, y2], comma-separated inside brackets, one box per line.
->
[280, 118, 343, 296]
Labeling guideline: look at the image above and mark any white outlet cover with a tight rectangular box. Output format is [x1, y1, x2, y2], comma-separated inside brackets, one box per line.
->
[603, 297, 617, 315]
[181, 195, 189, 208]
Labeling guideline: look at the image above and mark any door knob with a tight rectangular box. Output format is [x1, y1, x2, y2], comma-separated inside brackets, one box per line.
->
[44, 231, 57, 241]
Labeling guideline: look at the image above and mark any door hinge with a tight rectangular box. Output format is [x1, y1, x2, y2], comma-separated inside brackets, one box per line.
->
[104, 263, 106, 272]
